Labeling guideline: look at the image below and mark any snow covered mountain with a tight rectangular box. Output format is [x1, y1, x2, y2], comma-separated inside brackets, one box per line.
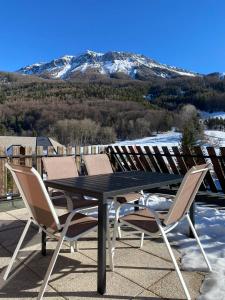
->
[17, 50, 198, 80]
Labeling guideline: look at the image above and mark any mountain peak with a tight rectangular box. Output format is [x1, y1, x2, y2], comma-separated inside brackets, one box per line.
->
[59, 55, 74, 60]
[17, 50, 198, 80]
[85, 50, 103, 57]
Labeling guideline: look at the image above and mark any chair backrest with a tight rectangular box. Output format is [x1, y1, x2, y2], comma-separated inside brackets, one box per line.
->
[42, 156, 78, 180]
[6, 163, 61, 231]
[164, 163, 210, 226]
[83, 154, 113, 175]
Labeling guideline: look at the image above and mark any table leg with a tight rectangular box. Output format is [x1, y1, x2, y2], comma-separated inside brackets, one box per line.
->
[41, 229, 46, 256]
[134, 199, 139, 211]
[98, 198, 107, 294]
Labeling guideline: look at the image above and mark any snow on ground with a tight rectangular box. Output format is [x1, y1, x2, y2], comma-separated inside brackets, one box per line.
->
[205, 130, 225, 139]
[114, 130, 225, 148]
[205, 130, 225, 146]
[115, 131, 181, 147]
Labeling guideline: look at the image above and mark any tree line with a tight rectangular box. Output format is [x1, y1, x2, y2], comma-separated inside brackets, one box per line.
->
[0, 72, 225, 145]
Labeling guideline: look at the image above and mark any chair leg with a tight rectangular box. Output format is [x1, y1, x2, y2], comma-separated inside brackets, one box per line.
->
[140, 192, 145, 205]
[159, 225, 191, 300]
[75, 240, 79, 252]
[41, 229, 47, 256]
[117, 225, 122, 239]
[70, 241, 75, 253]
[186, 214, 212, 272]
[114, 201, 122, 239]
[111, 225, 117, 272]
[37, 234, 65, 300]
[106, 214, 113, 270]
[4, 219, 31, 280]
[111, 205, 121, 271]
[140, 192, 146, 246]
[140, 232, 144, 249]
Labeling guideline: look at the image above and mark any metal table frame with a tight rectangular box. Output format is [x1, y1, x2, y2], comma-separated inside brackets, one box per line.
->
[45, 171, 182, 295]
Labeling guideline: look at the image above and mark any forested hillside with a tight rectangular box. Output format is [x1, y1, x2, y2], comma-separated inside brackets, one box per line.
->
[0, 71, 225, 145]
[148, 74, 225, 111]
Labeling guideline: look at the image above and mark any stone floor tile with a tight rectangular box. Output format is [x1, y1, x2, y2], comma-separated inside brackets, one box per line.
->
[6, 208, 29, 221]
[0, 260, 41, 300]
[113, 247, 172, 288]
[120, 233, 180, 262]
[0, 244, 20, 271]
[0, 211, 24, 232]
[0, 242, 66, 299]
[0, 224, 38, 254]
[79, 235, 130, 263]
[27, 247, 143, 299]
[50, 270, 143, 300]
[32, 286, 65, 300]
[148, 270, 204, 300]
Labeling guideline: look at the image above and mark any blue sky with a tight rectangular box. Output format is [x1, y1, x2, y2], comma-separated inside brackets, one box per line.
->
[1, 0, 225, 74]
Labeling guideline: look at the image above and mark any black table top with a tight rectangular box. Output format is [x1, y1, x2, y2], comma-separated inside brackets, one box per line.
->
[45, 171, 182, 201]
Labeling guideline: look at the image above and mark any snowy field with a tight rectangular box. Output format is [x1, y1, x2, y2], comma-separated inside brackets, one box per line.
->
[116, 131, 181, 147]
[115, 129, 225, 148]
[205, 130, 225, 147]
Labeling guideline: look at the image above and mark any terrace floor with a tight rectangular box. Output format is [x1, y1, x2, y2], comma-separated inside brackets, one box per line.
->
[0, 202, 205, 300]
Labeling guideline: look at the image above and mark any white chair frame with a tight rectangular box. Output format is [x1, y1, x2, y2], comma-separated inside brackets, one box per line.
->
[111, 163, 213, 300]
[4, 163, 113, 300]
[112, 202, 212, 300]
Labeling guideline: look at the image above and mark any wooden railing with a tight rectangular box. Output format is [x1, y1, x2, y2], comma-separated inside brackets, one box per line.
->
[107, 145, 225, 194]
[0, 145, 106, 199]
[1, 143, 225, 203]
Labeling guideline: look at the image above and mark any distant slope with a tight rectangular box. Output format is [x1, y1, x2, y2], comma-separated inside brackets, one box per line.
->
[0, 71, 46, 84]
[16, 50, 198, 81]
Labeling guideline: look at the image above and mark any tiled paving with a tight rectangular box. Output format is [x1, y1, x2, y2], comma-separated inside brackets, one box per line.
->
[0, 203, 206, 300]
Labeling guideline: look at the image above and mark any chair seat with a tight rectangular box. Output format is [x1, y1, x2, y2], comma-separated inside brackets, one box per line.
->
[116, 192, 141, 204]
[58, 212, 98, 238]
[51, 196, 98, 209]
[120, 208, 166, 233]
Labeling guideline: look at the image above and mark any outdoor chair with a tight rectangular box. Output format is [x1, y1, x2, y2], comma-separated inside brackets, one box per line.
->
[4, 163, 113, 300]
[111, 163, 212, 300]
[83, 154, 144, 239]
[42, 156, 98, 212]
[42, 156, 99, 252]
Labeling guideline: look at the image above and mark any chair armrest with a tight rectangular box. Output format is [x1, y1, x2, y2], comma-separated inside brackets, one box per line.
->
[62, 208, 84, 232]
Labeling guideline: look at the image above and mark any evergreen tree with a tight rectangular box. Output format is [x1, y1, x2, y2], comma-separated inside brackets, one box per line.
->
[180, 104, 204, 148]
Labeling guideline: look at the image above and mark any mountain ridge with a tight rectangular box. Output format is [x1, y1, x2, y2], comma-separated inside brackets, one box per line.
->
[16, 50, 199, 81]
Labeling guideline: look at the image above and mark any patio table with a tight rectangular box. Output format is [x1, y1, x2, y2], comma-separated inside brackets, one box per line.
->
[45, 170, 182, 294]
